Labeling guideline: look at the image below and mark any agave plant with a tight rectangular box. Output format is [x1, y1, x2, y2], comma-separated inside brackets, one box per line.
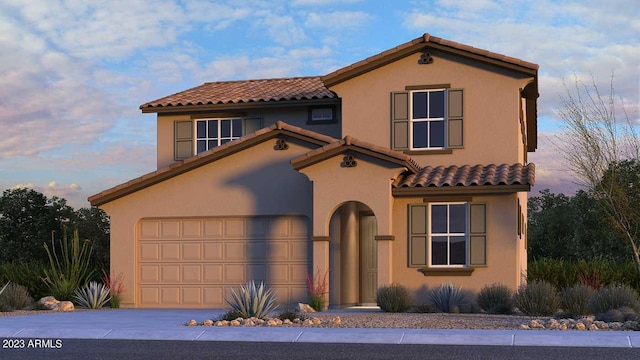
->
[225, 281, 277, 319]
[427, 283, 472, 313]
[74, 281, 111, 309]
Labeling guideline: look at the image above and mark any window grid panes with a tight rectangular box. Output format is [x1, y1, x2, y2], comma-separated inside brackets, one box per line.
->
[195, 118, 242, 154]
[430, 203, 467, 266]
[311, 108, 333, 121]
[410, 90, 446, 150]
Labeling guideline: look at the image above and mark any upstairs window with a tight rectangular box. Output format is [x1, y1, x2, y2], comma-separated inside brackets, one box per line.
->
[391, 87, 464, 152]
[411, 90, 445, 149]
[308, 105, 336, 124]
[195, 118, 242, 153]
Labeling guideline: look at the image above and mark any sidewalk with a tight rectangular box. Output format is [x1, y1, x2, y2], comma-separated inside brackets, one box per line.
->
[1, 309, 639, 348]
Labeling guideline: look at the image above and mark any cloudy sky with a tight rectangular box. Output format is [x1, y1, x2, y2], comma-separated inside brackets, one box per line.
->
[1, 0, 638, 209]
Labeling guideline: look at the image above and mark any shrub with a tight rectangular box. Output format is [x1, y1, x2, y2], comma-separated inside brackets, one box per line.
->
[0, 282, 32, 311]
[427, 283, 475, 313]
[74, 281, 110, 309]
[559, 284, 595, 317]
[411, 304, 435, 313]
[217, 310, 244, 321]
[0, 261, 49, 300]
[43, 228, 95, 301]
[277, 309, 309, 322]
[588, 284, 640, 315]
[225, 281, 278, 319]
[376, 283, 413, 313]
[306, 268, 328, 312]
[513, 281, 560, 316]
[101, 269, 125, 308]
[477, 283, 514, 314]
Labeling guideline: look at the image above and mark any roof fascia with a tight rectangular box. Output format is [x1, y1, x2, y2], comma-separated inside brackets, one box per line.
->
[292, 144, 418, 172]
[392, 184, 531, 197]
[141, 98, 340, 115]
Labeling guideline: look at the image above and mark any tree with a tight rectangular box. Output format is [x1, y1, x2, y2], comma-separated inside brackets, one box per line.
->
[0, 188, 74, 263]
[555, 74, 640, 273]
[72, 207, 110, 268]
[527, 189, 630, 262]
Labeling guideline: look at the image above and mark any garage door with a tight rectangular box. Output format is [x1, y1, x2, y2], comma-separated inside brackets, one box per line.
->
[137, 216, 311, 308]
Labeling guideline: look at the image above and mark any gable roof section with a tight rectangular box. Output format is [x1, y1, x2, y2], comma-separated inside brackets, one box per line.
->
[322, 33, 539, 87]
[291, 135, 422, 173]
[89, 121, 337, 206]
[141, 76, 337, 113]
[392, 163, 535, 196]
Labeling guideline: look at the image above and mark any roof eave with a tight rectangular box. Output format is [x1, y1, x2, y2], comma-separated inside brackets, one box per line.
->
[392, 184, 532, 197]
[141, 98, 340, 114]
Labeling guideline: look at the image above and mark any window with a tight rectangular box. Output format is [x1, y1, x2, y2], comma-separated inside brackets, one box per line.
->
[195, 118, 242, 154]
[430, 203, 466, 266]
[409, 202, 486, 268]
[411, 90, 446, 149]
[391, 88, 464, 151]
[308, 106, 336, 123]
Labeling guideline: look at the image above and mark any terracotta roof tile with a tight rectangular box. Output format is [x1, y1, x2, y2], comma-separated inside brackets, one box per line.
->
[140, 76, 335, 110]
[393, 163, 535, 188]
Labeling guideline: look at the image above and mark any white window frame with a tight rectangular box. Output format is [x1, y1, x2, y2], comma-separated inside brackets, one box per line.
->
[194, 118, 242, 154]
[311, 107, 333, 121]
[409, 89, 446, 150]
[429, 202, 468, 267]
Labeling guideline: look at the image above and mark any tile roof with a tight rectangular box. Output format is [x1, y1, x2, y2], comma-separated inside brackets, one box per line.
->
[393, 163, 535, 188]
[141, 76, 336, 111]
[291, 135, 422, 173]
[88, 121, 337, 206]
[322, 33, 538, 87]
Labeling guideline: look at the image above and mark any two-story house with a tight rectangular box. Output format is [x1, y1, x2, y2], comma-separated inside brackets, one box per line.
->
[89, 33, 537, 309]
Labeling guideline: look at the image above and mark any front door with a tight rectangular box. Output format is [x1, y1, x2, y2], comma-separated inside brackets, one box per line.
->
[359, 213, 378, 304]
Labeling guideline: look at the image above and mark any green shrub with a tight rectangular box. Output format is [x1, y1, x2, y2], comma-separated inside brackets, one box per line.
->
[513, 281, 560, 316]
[217, 310, 244, 321]
[43, 228, 96, 301]
[527, 258, 640, 292]
[277, 309, 309, 322]
[411, 304, 435, 313]
[559, 284, 595, 317]
[588, 284, 640, 315]
[0, 282, 32, 311]
[427, 283, 475, 313]
[618, 306, 640, 321]
[477, 283, 515, 314]
[376, 283, 413, 313]
[73, 281, 110, 309]
[0, 261, 49, 300]
[225, 281, 278, 319]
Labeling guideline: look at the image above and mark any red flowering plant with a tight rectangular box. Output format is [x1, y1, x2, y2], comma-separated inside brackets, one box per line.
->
[305, 268, 329, 311]
[101, 269, 125, 308]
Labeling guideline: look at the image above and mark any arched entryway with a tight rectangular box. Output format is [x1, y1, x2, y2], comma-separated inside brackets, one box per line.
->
[328, 201, 378, 307]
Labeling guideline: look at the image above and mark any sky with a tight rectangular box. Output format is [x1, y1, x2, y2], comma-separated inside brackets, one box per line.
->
[1, 0, 638, 209]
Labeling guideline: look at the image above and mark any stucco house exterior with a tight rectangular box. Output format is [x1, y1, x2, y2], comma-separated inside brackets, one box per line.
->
[89, 33, 538, 309]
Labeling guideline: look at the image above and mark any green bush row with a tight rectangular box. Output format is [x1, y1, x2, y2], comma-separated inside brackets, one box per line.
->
[527, 258, 640, 291]
[375, 281, 640, 318]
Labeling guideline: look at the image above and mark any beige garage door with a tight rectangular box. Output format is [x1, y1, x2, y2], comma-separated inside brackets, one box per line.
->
[137, 216, 310, 308]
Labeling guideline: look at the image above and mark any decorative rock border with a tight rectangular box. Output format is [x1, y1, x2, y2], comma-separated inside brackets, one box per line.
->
[520, 317, 640, 331]
[185, 316, 341, 327]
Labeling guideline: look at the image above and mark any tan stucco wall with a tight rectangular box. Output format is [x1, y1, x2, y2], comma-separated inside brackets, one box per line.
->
[330, 48, 534, 166]
[390, 193, 523, 299]
[156, 106, 341, 169]
[100, 139, 317, 307]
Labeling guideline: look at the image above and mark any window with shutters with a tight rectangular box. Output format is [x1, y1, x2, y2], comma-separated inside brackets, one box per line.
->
[410, 90, 446, 149]
[409, 202, 486, 268]
[392, 88, 463, 152]
[195, 118, 242, 153]
[173, 117, 262, 160]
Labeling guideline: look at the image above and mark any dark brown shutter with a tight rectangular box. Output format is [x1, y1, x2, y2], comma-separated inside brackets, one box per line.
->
[469, 203, 487, 266]
[409, 204, 428, 266]
[447, 89, 464, 148]
[392, 92, 409, 150]
[174, 120, 193, 160]
[243, 117, 262, 135]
